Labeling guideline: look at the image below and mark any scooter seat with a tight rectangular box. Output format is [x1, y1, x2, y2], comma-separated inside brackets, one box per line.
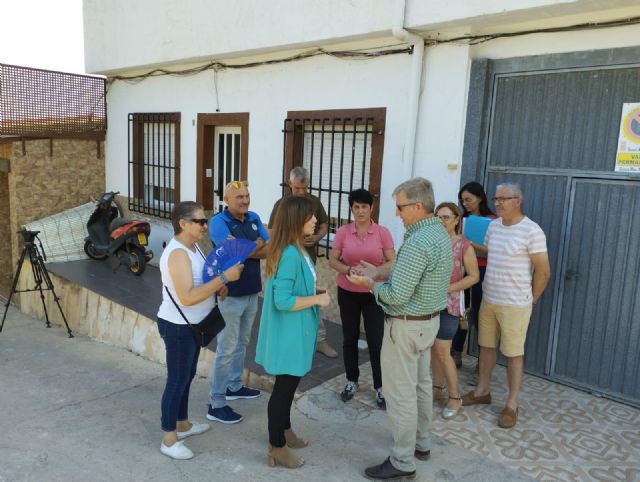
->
[110, 217, 132, 231]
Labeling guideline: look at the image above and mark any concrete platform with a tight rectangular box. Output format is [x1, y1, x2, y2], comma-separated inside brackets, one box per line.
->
[0, 306, 532, 482]
[45, 259, 360, 392]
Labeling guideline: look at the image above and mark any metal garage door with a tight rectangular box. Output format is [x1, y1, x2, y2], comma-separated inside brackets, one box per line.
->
[553, 179, 640, 401]
[479, 60, 640, 406]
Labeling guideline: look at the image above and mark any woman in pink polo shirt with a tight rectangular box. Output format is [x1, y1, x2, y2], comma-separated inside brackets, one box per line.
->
[329, 189, 395, 409]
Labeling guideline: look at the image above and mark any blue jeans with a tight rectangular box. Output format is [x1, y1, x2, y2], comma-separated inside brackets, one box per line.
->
[209, 294, 259, 408]
[157, 318, 200, 432]
[436, 310, 459, 341]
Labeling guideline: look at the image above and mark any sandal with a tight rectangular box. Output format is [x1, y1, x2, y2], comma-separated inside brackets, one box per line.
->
[433, 384, 447, 401]
[442, 395, 462, 420]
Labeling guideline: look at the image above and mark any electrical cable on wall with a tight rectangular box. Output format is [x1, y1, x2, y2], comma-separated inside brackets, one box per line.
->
[430, 14, 640, 45]
[213, 67, 221, 112]
[106, 45, 412, 90]
[106, 14, 640, 90]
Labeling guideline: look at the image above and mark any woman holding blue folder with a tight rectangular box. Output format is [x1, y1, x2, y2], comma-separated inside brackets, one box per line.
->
[451, 182, 496, 368]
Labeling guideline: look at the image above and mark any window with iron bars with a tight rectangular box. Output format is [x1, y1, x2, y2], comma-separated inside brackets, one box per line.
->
[282, 108, 386, 257]
[128, 113, 181, 218]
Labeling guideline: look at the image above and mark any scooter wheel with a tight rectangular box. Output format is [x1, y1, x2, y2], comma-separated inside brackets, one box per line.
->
[84, 240, 108, 260]
[129, 246, 147, 276]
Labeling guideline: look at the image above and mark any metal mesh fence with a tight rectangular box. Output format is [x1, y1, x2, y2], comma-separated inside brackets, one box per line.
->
[0, 63, 106, 139]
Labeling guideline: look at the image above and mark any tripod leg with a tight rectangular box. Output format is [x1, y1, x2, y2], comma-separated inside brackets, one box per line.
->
[0, 246, 28, 333]
[33, 248, 73, 338]
[29, 249, 52, 329]
[50, 288, 74, 338]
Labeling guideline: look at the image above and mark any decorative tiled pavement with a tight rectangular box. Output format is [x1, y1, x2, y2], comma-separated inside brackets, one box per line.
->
[323, 354, 640, 482]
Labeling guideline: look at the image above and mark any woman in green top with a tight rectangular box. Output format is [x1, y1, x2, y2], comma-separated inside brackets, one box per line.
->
[255, 195, 331, 469]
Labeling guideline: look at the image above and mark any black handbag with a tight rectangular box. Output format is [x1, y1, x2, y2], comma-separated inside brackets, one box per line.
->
[165, 286, 226, 347]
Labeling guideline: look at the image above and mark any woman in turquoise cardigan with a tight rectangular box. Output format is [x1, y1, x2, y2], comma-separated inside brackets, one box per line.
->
[255, 195, 331, 469]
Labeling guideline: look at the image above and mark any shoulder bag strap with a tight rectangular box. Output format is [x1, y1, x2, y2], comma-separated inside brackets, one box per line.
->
[194, 243, 206, 260]
[164, 286, 194, 328]
[459, 239, 472, 310]
[460, 237, 473, 310]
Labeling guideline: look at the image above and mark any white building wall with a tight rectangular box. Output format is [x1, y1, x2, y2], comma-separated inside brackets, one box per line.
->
[413, 43, 472, 206]
[97, 2, 640, 242]
[84, 0, 395, 73]
[84, 0, 639, 74]
[104, 52, 415, 238]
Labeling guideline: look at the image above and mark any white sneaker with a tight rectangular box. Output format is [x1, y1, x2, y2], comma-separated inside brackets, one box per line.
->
[177, 422, 210, 440]
[160, 441, 194, 460]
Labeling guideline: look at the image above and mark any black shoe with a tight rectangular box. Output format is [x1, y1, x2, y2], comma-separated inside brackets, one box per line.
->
[375, 388, 387, 410]
[364, 457, 416, 480]
[414, 448, 431, 461]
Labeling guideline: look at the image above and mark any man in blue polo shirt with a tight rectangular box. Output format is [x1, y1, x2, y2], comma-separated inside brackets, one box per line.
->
[207, 181, 269, 424]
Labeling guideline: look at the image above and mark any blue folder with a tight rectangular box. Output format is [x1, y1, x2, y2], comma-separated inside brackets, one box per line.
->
[462, 215, 494, 253]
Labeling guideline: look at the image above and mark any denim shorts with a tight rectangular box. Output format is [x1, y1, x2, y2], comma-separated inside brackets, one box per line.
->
[436, 310, 459, 341]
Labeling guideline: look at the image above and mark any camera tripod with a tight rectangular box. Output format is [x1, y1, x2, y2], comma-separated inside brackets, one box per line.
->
[0, 229, 73, 337]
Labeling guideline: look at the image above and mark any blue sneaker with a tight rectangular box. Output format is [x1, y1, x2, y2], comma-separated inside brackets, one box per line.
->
[225, 386, 261, 400]
[206, 405, 243, 424]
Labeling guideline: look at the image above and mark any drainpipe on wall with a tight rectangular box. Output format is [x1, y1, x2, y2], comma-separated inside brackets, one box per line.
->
[392, 0, 425, 179]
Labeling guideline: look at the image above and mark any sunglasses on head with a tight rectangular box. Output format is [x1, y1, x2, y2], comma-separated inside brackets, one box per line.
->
[187, 218, 208, 226]
[228, 180, 249, 189]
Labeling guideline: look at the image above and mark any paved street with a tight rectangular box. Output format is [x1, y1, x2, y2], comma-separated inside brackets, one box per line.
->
[0, 306, 530, 482]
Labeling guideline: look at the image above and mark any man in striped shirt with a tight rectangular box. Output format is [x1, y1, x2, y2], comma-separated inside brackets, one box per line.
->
[348, 177, 452, 480]
[462, 182, 551, 429]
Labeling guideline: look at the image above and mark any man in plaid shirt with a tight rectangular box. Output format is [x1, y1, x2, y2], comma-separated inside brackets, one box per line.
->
[349, 177, 452, 480]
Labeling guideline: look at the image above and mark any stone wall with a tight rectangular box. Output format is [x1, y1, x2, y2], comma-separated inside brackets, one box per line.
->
[0, 144, 12, 297]
[1, 139, 105, 297]
[17, 262, 215, 376]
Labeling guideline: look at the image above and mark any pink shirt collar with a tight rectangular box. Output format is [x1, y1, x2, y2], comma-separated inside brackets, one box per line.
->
[348, 220, 377, 235]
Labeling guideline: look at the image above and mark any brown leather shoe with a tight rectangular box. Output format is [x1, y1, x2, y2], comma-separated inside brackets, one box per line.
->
[461, 390, 491, 406]
[498, 406, 518, 428]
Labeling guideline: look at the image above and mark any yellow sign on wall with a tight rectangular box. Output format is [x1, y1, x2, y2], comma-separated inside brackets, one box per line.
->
[616, 103, 640, 172]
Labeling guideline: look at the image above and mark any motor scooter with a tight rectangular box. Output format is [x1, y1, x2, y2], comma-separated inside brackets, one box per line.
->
[84, 191, 153, 275]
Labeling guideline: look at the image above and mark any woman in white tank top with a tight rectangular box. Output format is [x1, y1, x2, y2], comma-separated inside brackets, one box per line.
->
[157, 201, 243, 460]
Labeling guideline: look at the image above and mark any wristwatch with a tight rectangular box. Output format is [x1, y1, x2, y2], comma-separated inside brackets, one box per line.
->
[219, 272, 229, 285]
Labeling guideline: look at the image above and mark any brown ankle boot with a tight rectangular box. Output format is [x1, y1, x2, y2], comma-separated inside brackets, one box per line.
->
[285, 428, 308, 448]
[267, 444, 304, 468]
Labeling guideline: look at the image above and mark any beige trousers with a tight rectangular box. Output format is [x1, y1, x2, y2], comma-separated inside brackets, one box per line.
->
[381, 315, 440, 473]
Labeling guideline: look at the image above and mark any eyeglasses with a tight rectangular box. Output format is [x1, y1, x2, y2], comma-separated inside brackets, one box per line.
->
[396, 202, 418, 211]
[492, 196, 518, 203]
[227, 180, 249, 189]
[187, 218, 208, 226]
